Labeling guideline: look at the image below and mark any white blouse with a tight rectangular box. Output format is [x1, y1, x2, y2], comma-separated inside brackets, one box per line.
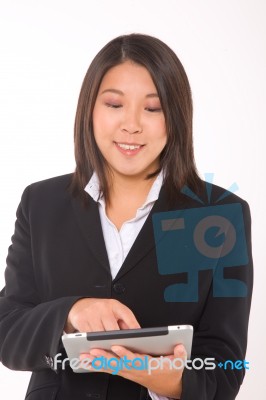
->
[84, 171, 173, 400]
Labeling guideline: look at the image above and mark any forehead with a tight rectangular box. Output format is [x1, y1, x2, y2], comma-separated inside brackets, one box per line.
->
[98, 61, 157, 92]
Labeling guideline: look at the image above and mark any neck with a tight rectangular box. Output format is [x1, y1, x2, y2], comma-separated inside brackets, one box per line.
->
[108, 172, 157, 205]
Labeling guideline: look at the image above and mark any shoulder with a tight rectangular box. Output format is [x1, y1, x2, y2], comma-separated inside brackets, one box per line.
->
[162, 179, 251, 223]
[28, 173, 73, 193]
[200, 181, 251, 218]
[20, 173, 74, 212]
[183, 180, 250, 208]
[181, 180, 252, 227]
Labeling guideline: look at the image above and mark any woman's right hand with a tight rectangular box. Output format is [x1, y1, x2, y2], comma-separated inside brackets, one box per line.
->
[64, 298, 140, 333]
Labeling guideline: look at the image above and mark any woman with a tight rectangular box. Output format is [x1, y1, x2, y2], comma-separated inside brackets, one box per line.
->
[0, 34, 253, 400]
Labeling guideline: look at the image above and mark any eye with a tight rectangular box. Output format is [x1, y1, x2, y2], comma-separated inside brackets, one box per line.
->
[145, 107, 162, 113]
[105, 103, 122, 109]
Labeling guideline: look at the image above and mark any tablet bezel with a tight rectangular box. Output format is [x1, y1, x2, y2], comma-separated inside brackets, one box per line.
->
[61, 325, 193, 373]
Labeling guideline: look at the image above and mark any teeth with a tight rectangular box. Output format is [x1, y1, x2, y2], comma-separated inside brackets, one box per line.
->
[117, 143, 141, 150]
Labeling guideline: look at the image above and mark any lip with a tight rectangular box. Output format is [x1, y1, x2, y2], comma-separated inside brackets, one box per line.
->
[114, 141, 145, 156]
[115, 141, 144, 146]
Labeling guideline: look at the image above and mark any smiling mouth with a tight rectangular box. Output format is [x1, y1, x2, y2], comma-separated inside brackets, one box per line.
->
[115, 142, 144, 150]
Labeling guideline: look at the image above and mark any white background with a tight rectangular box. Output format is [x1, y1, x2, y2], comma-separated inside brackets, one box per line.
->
[0, 0, 265, 398]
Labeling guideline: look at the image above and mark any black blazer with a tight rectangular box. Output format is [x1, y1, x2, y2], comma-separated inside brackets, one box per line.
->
[0, 174, 253, 400]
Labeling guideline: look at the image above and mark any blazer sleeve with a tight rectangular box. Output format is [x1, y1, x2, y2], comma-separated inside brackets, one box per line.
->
[0, 185, 81, 371]
[181, 200, 253, 400]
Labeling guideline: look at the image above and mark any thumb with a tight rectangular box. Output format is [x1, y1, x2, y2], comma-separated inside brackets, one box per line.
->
[174, 344, 187, 360]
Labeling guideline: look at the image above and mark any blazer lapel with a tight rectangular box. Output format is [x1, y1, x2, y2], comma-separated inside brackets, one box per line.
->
[70, 194, 111, 275]
[70, 184, 196, 282]
[114, 186, 172, 281]
[114, 180, 209, 281]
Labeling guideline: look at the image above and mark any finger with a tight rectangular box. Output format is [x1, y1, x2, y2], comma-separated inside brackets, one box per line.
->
[100, 314, 121, 331]
[86, 316, 105, 332]
[110, 346, 150, 381]
[89, 348, 111, 357]
[76, 313, 121, 333]
[118, 320, 131, 330]
[88, 348, 121, 374]
[80, 353, 95, 360]
[173, 344, 187, 360]
[72, 313, 105, 333]
[113, 303, 141, 329]
[111, 345, 136, 359]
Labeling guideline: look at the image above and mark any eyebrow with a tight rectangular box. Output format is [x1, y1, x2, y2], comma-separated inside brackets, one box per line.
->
[100, 89, 159, 98]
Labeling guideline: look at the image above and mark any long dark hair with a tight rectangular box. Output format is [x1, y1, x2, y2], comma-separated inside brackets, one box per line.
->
[69, 33, 201, 205]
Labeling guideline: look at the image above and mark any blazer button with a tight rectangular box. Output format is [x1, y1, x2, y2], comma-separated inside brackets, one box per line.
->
[113, 283, 126, 294]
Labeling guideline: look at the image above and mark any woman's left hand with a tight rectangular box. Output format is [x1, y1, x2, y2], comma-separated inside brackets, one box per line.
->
[80, 344, 186, 399]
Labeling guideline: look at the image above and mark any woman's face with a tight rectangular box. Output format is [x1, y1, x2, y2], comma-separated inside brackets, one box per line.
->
[92, 61, 167, 181]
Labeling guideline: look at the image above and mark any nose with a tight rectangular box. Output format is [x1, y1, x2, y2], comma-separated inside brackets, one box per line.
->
[120, 108, 142, 134]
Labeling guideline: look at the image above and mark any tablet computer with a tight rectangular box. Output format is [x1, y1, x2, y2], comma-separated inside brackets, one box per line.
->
[61, 325, 193, 373]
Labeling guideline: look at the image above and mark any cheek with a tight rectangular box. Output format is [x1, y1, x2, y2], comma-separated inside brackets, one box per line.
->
[92, 112, 107, 144]
[93, 110, 117, 137]
[157, 117, 167, 137]
[158, 123, 167, 145]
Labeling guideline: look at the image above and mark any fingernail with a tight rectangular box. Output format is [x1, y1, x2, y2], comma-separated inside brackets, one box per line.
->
[80, 353, 90, 360]
[111, 346, 122, 355]
[89, 349, 102, 357]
